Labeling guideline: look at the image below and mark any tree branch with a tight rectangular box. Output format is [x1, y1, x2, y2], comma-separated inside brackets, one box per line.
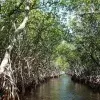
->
[0, 0, 30, 75]
[77, 11, 100, 16]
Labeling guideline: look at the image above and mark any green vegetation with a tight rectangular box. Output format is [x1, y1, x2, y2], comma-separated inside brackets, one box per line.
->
[0, 0, 100, 99]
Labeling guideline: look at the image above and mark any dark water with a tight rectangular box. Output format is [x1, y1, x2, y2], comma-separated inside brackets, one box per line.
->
[24, 75, 100, 100]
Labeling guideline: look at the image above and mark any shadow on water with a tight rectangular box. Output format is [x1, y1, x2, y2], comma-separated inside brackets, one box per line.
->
[22, 75, 100, 100]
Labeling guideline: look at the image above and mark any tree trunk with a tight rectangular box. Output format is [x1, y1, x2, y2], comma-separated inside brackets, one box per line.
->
[0, 0, 30, 99]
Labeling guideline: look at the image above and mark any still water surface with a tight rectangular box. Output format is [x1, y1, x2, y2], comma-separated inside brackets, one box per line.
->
[24, 75, 100, 100]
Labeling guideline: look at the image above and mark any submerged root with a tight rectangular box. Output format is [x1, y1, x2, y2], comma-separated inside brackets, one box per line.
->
[0, 65, 19, 100]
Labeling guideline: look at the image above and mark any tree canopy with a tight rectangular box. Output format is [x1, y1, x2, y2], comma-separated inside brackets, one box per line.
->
[0, 0, 100, 99]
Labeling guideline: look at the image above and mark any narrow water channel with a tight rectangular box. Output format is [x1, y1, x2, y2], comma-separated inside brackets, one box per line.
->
[24, 75, 100, 100]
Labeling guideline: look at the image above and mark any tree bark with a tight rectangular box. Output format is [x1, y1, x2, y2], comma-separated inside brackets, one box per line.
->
[0, 0, 30, 99]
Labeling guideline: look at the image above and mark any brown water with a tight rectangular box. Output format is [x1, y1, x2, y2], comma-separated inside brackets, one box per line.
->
[23, 75, 100, 100]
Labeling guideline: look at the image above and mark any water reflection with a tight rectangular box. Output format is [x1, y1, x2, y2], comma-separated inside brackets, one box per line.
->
[24, 75, 100, 100]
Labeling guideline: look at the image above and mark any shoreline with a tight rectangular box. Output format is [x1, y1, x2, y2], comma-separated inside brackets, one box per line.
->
[71, 73, 100, 92]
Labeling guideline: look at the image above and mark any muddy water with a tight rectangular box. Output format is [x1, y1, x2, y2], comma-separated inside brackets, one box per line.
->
[24, 75, 100, 100]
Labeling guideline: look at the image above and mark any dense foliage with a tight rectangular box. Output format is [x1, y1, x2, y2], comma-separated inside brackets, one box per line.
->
[0, 0, 100, 99]
[0, 0, 65, 99]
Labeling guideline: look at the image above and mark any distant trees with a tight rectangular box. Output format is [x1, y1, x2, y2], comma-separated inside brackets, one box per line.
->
[63, 0, 100, 76]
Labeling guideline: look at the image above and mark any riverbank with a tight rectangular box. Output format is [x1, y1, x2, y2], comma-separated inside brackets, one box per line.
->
[0, 73, 60, 100]
[17, 74, 60, 95]
[21, 75, 100, 100]
[18, 72, 65, 93]
[71, 73, 100, 92]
